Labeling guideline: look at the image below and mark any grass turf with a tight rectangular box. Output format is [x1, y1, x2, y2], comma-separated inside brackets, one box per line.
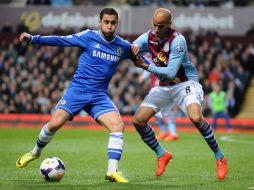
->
[0, 127, 253, 190]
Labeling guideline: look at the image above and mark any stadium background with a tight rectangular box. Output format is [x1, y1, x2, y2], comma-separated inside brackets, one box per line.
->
[0, 0, 254, 130]
[0, 1, 254, 190]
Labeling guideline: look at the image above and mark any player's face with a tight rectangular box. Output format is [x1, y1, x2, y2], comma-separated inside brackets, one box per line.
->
[152, 15, 171, 39]
[100, 14, 118, 40]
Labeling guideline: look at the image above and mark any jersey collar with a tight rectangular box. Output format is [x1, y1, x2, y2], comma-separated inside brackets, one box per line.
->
[99, 30, 116, 43]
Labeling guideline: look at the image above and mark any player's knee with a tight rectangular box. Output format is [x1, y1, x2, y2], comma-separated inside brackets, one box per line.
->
[189, 114, 203, 128]
[132, 116, 139, 127]
[110, 121, 124, 132]
[116, 121, 125, 132]
[132, 115, 146, 129]
[48, 118, 64, 132]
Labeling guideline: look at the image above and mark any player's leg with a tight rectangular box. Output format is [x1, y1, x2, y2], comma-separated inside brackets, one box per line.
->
[89, 93, 128, 183]
[16, 89, 83, 168]
[176, 81, 227, 179]
[187, 104, 227, 179]
[133, 106, 172, 176]
[97, 111, 124, 173]
[155, 116, 170, 140]
[96, 111, 128, 183]
[164, 111, 179, 141]
[16, 109, 70, 168]
[32, 109, 70, 156]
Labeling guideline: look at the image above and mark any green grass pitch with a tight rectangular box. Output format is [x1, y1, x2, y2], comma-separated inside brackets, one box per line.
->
[0, 127, 253, 190]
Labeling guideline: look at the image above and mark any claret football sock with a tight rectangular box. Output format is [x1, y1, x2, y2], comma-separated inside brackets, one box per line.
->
[137, 124, 164, 157]
[198, 121, 224, 159]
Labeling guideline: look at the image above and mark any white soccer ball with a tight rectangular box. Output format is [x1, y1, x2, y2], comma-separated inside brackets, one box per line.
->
[40, 157, 65, 181]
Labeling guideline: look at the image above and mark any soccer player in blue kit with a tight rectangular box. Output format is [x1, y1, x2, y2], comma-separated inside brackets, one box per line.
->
[131, 8, 228, 180]
[16, 8, 136, 183]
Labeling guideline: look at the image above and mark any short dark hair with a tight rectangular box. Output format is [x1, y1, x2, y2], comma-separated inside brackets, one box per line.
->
[100, 8, 118, 20]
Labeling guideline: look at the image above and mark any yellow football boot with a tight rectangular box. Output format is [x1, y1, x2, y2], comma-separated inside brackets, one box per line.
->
[105, 172, 129, 183]
[16, 152, 39, 168]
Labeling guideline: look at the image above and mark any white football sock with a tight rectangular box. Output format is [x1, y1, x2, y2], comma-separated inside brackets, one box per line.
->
[32, 123, 55, 156]
[107, 132, 124, 174]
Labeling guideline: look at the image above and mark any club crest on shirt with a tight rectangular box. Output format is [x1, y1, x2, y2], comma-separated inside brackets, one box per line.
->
[116, 47, 122, 56]
[163, 42, 170, 52]
[157, 52, 166, 62]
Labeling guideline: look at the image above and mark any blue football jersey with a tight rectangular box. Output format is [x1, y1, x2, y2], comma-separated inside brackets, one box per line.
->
[31, 30, 133, 92]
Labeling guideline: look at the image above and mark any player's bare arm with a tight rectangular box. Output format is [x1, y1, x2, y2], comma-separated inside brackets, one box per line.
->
[20, 32, 31, 42]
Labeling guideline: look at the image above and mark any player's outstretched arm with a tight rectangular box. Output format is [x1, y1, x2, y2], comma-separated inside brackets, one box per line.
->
[21, 30, 89, 47]
[20, 32, 31, 42]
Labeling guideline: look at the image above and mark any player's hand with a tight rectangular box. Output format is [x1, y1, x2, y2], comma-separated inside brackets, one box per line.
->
[20, 32, 31, 42]
[131, 44, 140, 56]
[133, 55, 149, 70]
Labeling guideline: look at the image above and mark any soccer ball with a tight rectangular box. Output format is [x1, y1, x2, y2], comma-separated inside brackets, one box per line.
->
[40, 157, 65, 181]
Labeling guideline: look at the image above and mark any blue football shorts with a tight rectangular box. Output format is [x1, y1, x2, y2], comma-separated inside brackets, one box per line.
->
[55, 89, 118, 120]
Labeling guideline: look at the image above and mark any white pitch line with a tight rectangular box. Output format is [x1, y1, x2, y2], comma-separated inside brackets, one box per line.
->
[220, 136, 254, 145]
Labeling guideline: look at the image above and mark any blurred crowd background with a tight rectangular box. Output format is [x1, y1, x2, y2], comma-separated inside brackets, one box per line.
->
[1, 31, 253, 117]
[0, 0, 254, 118]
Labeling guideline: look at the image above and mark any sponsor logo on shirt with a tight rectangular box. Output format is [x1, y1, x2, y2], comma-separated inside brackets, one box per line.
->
[92, 50, 120, 62]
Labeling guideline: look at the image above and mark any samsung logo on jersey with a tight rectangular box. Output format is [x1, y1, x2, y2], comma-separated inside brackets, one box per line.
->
[92, 50, 120, 62]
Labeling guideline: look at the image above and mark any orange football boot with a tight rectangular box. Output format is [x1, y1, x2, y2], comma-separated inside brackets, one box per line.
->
[156, 132, 170, 140]
[164, 134, 179, 142]
[216, 157, 227, 180]
[156, 151, 173, 176]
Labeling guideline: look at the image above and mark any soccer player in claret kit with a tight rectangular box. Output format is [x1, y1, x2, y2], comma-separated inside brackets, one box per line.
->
[16, 7, 140, 183]
[131, 8, 228, 180]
